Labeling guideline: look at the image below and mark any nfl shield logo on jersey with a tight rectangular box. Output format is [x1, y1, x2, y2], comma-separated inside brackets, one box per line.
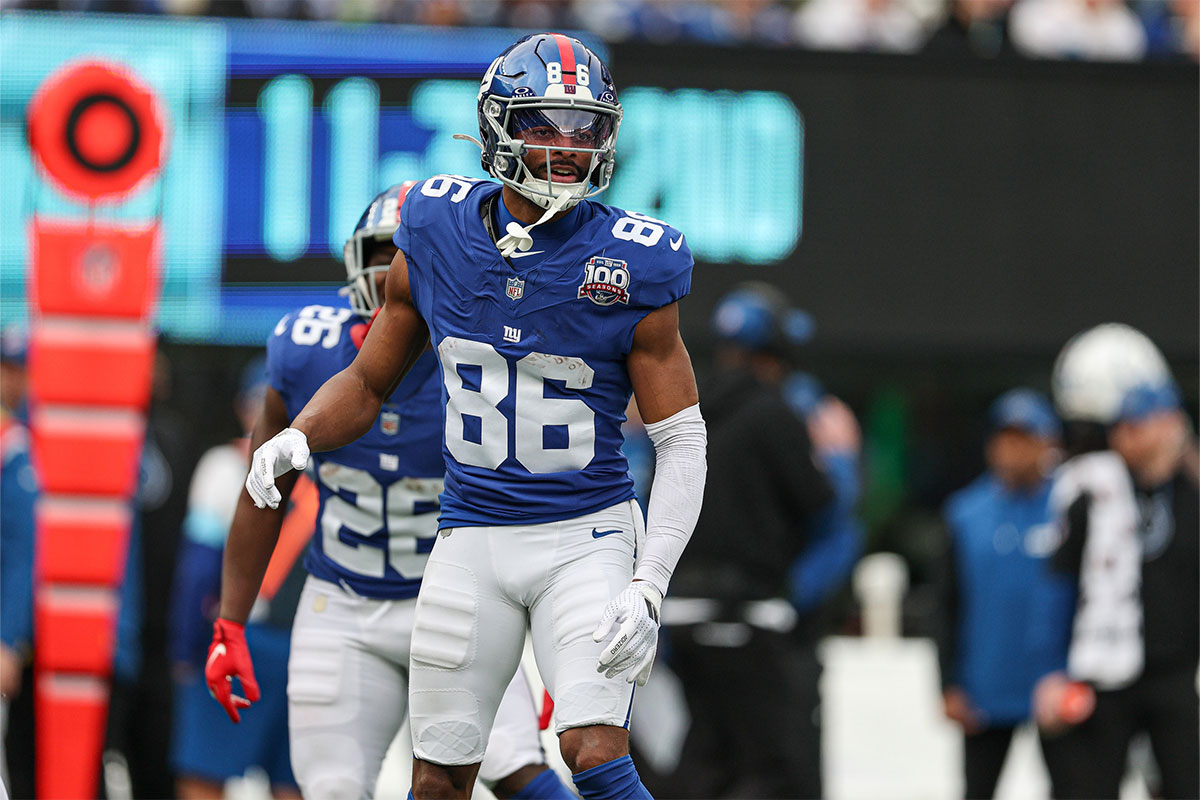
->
[506, 276, 525, 300]
[381, 411, 400, 435]
[578, 256, 631, 306]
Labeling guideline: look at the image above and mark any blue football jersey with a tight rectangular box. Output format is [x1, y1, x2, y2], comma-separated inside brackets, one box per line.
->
[267, 304, 444, 599]
[394, 176, 693, 528]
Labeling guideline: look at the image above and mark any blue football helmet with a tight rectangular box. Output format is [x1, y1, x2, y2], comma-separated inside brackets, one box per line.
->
[342, 181, 415, 316]
[469, 33, 621, 211]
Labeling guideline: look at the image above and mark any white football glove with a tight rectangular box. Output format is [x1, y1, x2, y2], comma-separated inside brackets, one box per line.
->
[245, 428, 309, 509]
[593, 581, 663, 686]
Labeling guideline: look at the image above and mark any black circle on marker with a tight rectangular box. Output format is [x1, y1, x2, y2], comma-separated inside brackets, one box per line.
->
[64, 93, 141, 173]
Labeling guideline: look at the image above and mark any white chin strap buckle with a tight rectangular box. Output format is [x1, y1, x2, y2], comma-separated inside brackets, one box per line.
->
[496, 188, 575, 258]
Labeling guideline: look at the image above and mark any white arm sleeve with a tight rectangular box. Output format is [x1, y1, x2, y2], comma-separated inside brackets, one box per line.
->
[633, 403, 707, 596]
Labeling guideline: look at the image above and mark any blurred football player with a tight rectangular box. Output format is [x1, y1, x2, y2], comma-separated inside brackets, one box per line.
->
[207, 183, 573, 800]
[240, 33, 706, 800]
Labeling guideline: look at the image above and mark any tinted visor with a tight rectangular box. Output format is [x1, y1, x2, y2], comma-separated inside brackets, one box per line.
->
[509, 107, 614, 148]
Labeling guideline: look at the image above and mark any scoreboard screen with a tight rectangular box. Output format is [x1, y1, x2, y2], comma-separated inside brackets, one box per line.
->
[0, 12, 804, 345]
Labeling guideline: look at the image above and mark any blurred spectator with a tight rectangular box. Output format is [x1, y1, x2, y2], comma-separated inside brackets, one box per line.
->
[1032, 354, 1198, 797]
[0, 327, 28, 424]
[0, 404, 36, 795]
[783, 370, 865, 620]
[8, 0, 1199, 60]
[794, 0, 931, 53]
[1141, 0, 1200, 60]
[934, 388, 1064, 799]
[506, 0, 570, 30]
[1170, 0, 1200, 59]
[718, 0, 796, 45]
[0, 327, 35, 799]
[1009, 0, 1147, 60]
[168, 357, 302, 799]
[922, 0, 1018, 57]
[663, 282, 861, 799]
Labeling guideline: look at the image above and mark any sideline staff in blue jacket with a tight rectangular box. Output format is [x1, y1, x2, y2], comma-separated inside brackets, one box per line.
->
[936, 388, 1063, 799]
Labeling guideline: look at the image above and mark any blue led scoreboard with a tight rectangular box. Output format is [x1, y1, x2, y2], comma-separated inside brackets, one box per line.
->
[0, 12, 803, 344]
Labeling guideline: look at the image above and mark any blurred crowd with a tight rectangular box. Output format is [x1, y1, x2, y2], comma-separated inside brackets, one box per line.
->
[2, 0, 1197, 62]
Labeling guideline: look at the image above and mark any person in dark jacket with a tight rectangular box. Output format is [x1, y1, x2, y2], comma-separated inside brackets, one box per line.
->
[1032, 377, 1199, 800]
[664, 282, 861, 799]
[936, 388, 1064, 799]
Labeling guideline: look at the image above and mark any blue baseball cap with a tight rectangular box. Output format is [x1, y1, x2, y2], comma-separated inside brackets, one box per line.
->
[712, 282, 815, 353]
[0, 325, 27, 366]
[1116, 380, 1181, 423]
[989, 388, 1061, 439]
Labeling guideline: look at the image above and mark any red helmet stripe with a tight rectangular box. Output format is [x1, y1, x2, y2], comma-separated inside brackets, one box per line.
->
[550, 33, 577, 85]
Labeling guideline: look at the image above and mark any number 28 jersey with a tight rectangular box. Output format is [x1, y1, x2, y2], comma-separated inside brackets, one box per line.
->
[268, 305, 445, 599]
[395, 176, 693, 529]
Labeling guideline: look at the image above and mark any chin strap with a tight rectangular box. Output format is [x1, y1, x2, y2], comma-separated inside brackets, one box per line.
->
[452, 132, 484, 151]
[495, 187, 574, 258]
[453, 131, 578, 259]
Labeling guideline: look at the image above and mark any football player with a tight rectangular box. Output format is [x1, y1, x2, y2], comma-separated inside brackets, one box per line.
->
[206, 182, 573, 800]
[242, 33, 707, 800]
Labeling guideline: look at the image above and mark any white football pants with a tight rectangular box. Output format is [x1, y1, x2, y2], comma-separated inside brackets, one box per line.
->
[287, 576, 546, 799]
[409, 500, 644, 767]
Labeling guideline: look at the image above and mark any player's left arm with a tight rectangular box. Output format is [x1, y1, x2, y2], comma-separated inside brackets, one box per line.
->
[627, 301, 705, 594]
[594, 302, 706, 685]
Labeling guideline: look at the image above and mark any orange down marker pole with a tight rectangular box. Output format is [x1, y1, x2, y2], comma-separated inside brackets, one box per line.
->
[25, 59, 167, 800]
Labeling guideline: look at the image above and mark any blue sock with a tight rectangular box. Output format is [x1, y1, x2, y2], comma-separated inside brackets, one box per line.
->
[571, 755, 653, 800]
[512, 767, 577, 799]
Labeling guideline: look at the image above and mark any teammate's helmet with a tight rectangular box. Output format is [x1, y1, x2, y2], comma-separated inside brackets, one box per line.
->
[711, 282, 815, 355]
[473, 33, 621, 211]
[342, 181, 416, 317]
[1051, 323, 1171, 424]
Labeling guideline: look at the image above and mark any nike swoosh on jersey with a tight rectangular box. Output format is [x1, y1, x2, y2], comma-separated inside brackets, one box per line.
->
[206, 643, 226, 670]
[669, 235, 683, 251]
[592, 528, 622, 538]
[509, 250, 546, 259]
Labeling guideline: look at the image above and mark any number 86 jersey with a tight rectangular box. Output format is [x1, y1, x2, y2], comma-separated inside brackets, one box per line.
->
[395, 176, 693, 529]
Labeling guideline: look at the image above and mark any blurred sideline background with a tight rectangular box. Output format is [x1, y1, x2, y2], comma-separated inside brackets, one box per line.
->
[0, 1, 1196, 798]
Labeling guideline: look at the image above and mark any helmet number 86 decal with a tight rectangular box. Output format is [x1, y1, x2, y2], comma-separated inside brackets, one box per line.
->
[546, 62, 589, 86]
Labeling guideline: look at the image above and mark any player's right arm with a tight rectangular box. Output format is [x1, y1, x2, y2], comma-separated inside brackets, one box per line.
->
[207, 384, 295, 722]
[219, 385, 297, 625]
[245, 251, 430, 509]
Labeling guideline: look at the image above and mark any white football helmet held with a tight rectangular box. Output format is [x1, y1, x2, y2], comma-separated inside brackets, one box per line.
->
[1052, 323, 1171, 424]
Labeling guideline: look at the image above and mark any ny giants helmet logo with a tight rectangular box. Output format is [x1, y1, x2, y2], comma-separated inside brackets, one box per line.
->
[578, 256, 631, 306]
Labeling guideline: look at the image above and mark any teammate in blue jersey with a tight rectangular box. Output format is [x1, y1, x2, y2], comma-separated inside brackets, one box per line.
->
[206, 183, 573, 800]
[242, 33, 708, 800]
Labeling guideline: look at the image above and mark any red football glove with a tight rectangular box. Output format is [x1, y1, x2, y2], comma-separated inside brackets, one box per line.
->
[205, 618, 260, 723]
[538, 689, 554, 731]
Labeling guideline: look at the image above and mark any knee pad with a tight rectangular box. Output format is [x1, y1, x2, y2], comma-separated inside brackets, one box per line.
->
[410, 687, 486, 766]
